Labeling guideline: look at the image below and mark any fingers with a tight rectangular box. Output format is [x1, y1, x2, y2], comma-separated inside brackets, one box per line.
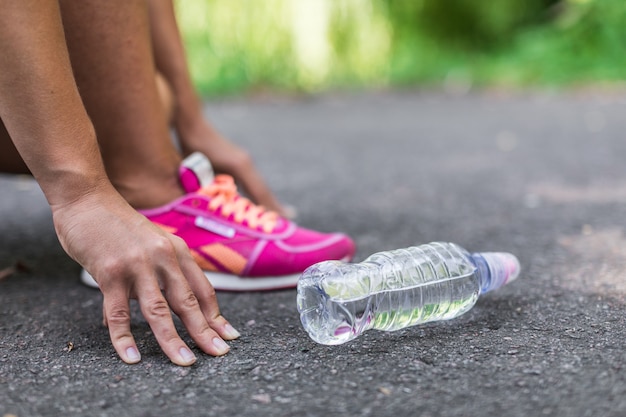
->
[134, 235, 239, 365]
[240, 171, 285, 214]
[103, 272, 221, 366]
[136, 281, 199, 366]
[169, 236, 241, 345]
[95, 228, 240, 366]
[192, 135, 289, 216]
[103, 278, 195, 366]
[100, 260, 232, 366]
[227, 156, 289, 217]
[102, 288, 142, 365]
[162, 282, 231, 358]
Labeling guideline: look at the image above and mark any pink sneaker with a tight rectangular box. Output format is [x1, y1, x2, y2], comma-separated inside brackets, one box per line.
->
[81, 152, 355, 291]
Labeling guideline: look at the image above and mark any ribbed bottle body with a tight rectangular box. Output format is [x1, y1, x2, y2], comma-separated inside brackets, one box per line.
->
[297, 242, 482, 345]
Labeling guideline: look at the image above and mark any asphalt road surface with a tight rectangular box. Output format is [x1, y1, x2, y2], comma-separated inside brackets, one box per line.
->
[2, 90, 626, 417]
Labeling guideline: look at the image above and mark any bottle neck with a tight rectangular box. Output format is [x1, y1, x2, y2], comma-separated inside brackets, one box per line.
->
[470, 252, 520, 294]
[470, 254, 493, 294]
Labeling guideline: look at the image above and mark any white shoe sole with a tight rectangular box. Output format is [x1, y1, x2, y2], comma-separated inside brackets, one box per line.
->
[80, 255, 351, 292]
[81, 269, 298, 292]
[204, 271, 300, 291]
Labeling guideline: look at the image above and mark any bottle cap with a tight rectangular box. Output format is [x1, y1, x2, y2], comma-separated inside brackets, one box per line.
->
[475, 252, 520, 293]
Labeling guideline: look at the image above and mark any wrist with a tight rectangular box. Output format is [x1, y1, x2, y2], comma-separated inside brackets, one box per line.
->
[41, 165, 113, 211]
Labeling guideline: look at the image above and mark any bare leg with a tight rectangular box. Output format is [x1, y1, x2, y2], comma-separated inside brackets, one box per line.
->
[147, 0, 289, 216]
[59, 0, 183, 209]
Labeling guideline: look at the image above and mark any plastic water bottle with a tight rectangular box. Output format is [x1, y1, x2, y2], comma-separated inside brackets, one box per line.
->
[296, 242, 520, 345]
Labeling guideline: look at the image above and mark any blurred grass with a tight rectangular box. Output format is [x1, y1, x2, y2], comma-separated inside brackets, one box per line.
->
[175, 0, 626, 96]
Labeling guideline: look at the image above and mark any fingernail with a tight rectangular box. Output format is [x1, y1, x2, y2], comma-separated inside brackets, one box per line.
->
[213, 337, 230, 355]
[126, 347, 141, 363]
[224, 323, 241, 339]
[179, 347, 196, 364]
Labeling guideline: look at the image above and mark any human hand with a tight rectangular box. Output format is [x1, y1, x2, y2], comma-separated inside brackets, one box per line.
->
[177, 121, 294, 218]
[51, 184, 240, 366]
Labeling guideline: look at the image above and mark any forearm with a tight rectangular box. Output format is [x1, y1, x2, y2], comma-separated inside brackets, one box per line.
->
[147, 0, 204, 129]
[0, 0, 110, 207]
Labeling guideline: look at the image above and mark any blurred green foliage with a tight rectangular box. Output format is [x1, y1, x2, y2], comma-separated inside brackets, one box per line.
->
[381, 0, 557, 49]
[174, 0, 626, 96]
[498, 0, 626, 84]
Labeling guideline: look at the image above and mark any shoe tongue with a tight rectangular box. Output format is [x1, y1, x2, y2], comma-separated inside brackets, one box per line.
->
[179, 152, 215, 193]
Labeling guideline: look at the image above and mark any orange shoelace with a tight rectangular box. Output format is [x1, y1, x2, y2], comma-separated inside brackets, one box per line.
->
[198, 174, 278, 233]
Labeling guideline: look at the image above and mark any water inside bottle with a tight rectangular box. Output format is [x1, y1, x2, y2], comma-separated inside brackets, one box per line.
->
[298, 266, 480, 345]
